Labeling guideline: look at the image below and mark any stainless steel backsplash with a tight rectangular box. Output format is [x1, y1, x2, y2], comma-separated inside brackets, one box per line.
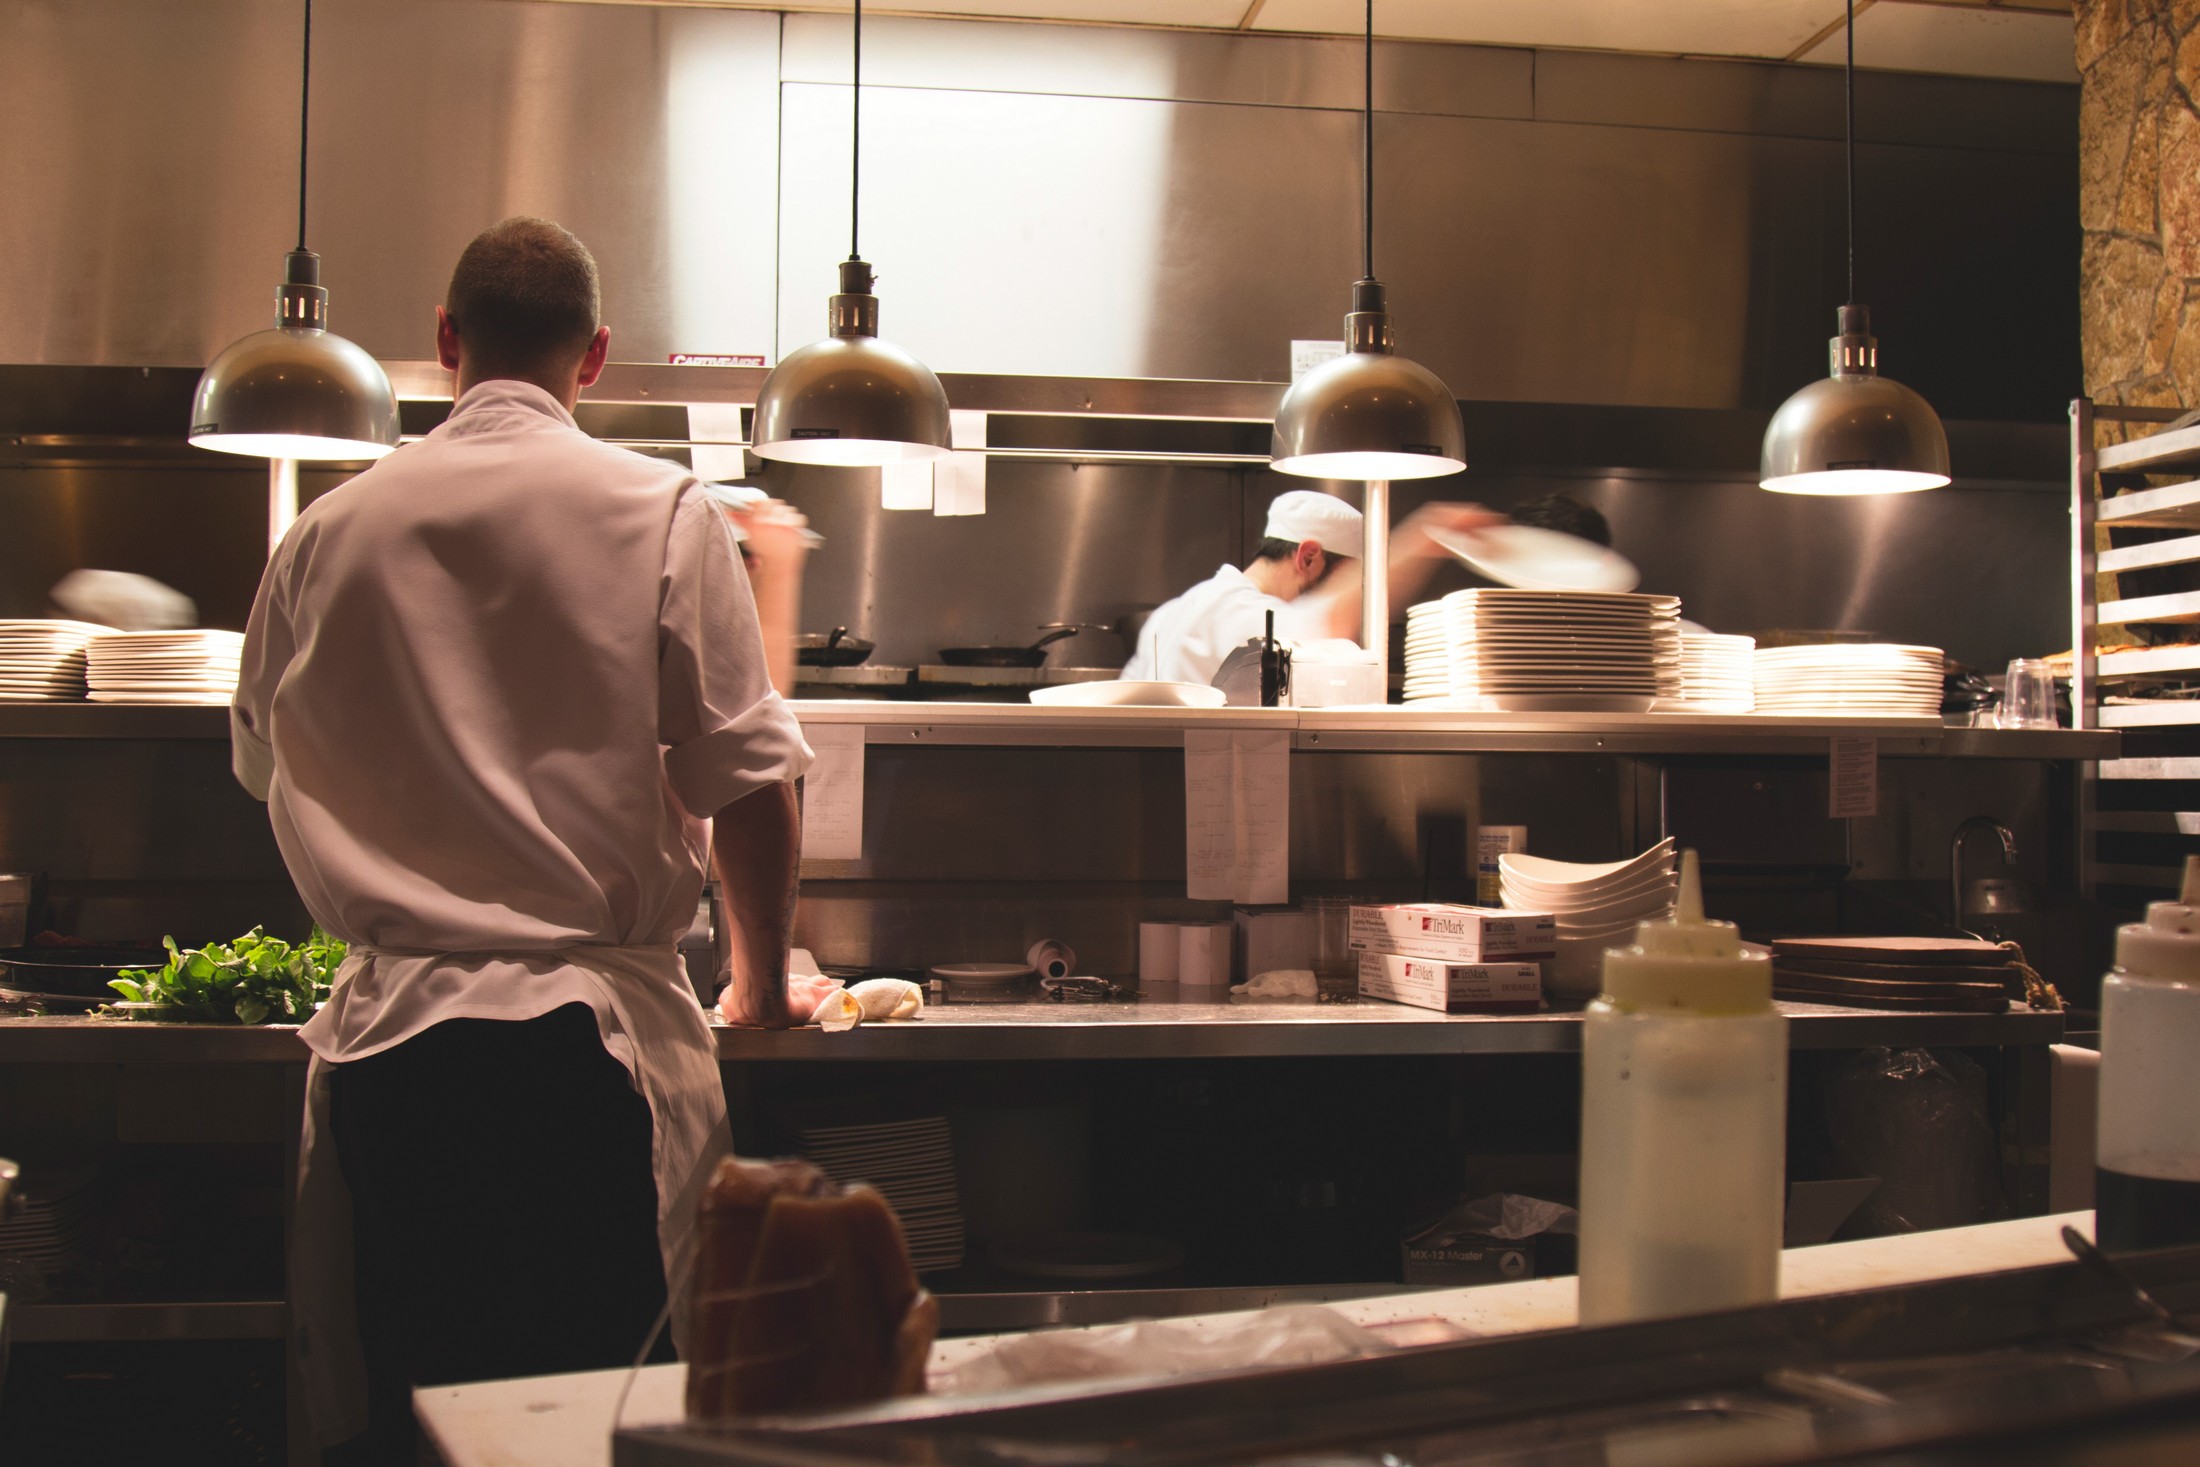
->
[3, 3, 2075, 419]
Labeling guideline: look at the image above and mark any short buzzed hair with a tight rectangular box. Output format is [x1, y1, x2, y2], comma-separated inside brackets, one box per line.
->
[445, 217, 601, 378]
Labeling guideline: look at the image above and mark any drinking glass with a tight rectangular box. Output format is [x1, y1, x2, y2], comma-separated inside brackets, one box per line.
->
[1997, 659, 2058, 729]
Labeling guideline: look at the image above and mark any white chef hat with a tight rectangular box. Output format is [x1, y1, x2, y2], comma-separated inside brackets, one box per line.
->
[1263, 490, 1363, 559]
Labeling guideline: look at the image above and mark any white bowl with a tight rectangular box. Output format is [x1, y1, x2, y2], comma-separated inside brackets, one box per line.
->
[1500, 877, 1677, 918]
[1498, 841, 1677, 892]
[1501, 862, 1678, 904]
[1029, 680, 1227, 709]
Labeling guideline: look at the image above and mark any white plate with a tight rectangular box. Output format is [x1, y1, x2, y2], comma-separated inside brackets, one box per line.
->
[1428, 523, 1642, 594]
[1028, 681, 1226, 709]
[85, 692, 233, 705]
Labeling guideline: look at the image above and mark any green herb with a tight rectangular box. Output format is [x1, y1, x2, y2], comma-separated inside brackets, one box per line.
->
[109, 926, 345, 1025]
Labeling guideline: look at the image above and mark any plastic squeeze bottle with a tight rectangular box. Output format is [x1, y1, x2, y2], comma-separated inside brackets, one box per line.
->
[1577, 850, 1787, 1325]
[2096, 855, 2200, 1252]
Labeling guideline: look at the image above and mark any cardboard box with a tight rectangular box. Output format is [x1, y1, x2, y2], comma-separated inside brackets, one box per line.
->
[1233, 908, 1315, 983]
[1358, 951, 1543, 1014]
[1348, 903, 1555, 962]
[1401, 1232, 1537, 1286]
[1474, 826, 1526, 906]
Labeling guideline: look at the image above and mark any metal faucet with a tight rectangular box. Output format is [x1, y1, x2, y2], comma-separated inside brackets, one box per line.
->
[1950, 817, 2019, 933]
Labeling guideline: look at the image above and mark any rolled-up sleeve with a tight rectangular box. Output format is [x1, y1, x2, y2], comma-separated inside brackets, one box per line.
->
[659, 485, 814, 817]
[230, 536, 299, 802]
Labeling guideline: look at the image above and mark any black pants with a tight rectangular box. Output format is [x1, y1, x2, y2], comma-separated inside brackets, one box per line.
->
[327, 1003, 673, 1464]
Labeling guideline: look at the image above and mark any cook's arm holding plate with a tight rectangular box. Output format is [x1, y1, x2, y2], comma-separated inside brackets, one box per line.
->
[1295, 502, 1505, 641]
[660, 491, 813, 1030]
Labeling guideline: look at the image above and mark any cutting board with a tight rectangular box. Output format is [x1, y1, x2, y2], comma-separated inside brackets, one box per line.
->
[1769, 936, 2014, 968]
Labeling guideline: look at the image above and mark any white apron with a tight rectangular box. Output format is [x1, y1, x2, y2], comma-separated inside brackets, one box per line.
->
[290, 944, 729, 1450]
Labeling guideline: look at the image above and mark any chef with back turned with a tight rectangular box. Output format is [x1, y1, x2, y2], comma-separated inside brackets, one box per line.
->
[231, 216, 813, 1465]
[1122, 488, 1496, 687]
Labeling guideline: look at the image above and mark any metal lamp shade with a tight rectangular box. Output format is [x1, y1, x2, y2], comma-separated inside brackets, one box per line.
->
[749, 333, 952, 467]
[1270, 348, 1467, 481]
[189, 324, 399, 462]
[1760, 372, 1950, 496]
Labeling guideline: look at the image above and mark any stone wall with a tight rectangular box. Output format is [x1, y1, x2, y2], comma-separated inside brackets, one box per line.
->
[2078, 0, 2200, 414]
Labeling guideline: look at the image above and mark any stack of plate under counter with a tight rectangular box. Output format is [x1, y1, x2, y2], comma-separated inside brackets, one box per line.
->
[1346, 903, 1555, 1014]
[795, 1115, 966, 1275]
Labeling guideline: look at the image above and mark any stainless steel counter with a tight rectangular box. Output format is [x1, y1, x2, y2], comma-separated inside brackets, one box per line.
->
[0, 998, 2063, 1065]
[0, 700, 2121, 760]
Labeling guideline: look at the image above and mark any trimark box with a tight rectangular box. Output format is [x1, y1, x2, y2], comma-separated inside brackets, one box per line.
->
[1358, 952, 1544, 1014]
[1347, 903, 1556, 962]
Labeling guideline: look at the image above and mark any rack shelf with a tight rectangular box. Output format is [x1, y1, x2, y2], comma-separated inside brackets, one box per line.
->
[2097, 423, 2200, 475]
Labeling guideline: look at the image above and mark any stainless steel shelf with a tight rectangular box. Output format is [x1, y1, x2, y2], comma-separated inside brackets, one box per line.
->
[0, 701, 2117, 760]
[0, 999, 2064, 1065]
[709, 999, 2064, 1061]
[10, 1299, 286, 1342]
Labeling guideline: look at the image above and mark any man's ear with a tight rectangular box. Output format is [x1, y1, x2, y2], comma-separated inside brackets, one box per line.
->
[435, 306, 461, 372]
[1297, 539, 1325, 576]
[577, 326, 612, 389]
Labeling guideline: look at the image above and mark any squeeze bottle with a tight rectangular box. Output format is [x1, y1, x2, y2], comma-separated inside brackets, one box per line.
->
[2096, 855, 2200, 1252]
[1577, 850, 1786, 1325]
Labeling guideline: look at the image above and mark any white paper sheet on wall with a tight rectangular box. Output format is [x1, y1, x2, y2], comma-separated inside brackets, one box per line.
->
[1829, 735, 1878, 819]
[801, 723, 866, 860]
[1184, 730, 1290, 904]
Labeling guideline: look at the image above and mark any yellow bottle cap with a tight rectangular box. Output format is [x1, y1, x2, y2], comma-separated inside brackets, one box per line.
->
[1598, 850, 1772, 1015]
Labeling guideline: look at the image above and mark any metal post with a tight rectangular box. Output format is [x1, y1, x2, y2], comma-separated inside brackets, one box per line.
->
[269, 457, 300, 553]
[2070, 399, 2097, 902]
[1361, 479, 1389, 689]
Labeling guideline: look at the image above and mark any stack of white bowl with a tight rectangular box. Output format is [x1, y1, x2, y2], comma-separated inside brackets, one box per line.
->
[1660, 631, 1755, 714]
[1498, 840, 1679, 998]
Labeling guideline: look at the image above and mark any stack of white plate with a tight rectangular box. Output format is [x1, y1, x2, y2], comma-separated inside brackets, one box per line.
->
[1752, 644, 1944, 717]
[1498, 840, 1679, 998]
[798, 1115, 966, 1274]
[1403, 590, 1683, 712]
[0, 1164, 98, 1287]
[85, 630, 246, 705]
[1661, 631, 1756, 714]
[0, 619, 105, 702]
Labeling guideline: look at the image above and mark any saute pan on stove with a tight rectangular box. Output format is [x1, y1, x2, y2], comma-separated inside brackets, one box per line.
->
[796, 628, 876, 668]
[938, 624, 1103, 669]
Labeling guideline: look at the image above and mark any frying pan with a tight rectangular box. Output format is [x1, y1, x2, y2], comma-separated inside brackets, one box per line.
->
[0, 945, 167, 1004]
[796, 627, 875, 668]
[939, 624, 1100, 669]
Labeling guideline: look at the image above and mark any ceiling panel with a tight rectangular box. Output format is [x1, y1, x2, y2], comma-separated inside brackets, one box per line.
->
[1798, 4, 2078, 84]
[1248, 0, 1848, 61]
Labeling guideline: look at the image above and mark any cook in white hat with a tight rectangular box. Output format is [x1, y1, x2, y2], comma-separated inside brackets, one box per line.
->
[1121, 489, 1494, 687]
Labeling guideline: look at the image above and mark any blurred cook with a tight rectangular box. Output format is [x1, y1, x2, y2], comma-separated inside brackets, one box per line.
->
[1121, 489, 1496, 687]
[716, 491, 814, 698]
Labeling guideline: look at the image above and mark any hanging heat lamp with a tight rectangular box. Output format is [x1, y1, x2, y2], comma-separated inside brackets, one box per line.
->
[190, 0, 397, 462]
[1759, 0, 1949, 496]
[750, 0, 950, 468]
[1269, 0, 1464, 482]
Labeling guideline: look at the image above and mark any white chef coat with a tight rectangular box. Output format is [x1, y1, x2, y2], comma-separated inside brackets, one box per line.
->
[232, 378, 812, 1445]
[1121, 563, 1329, 687]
